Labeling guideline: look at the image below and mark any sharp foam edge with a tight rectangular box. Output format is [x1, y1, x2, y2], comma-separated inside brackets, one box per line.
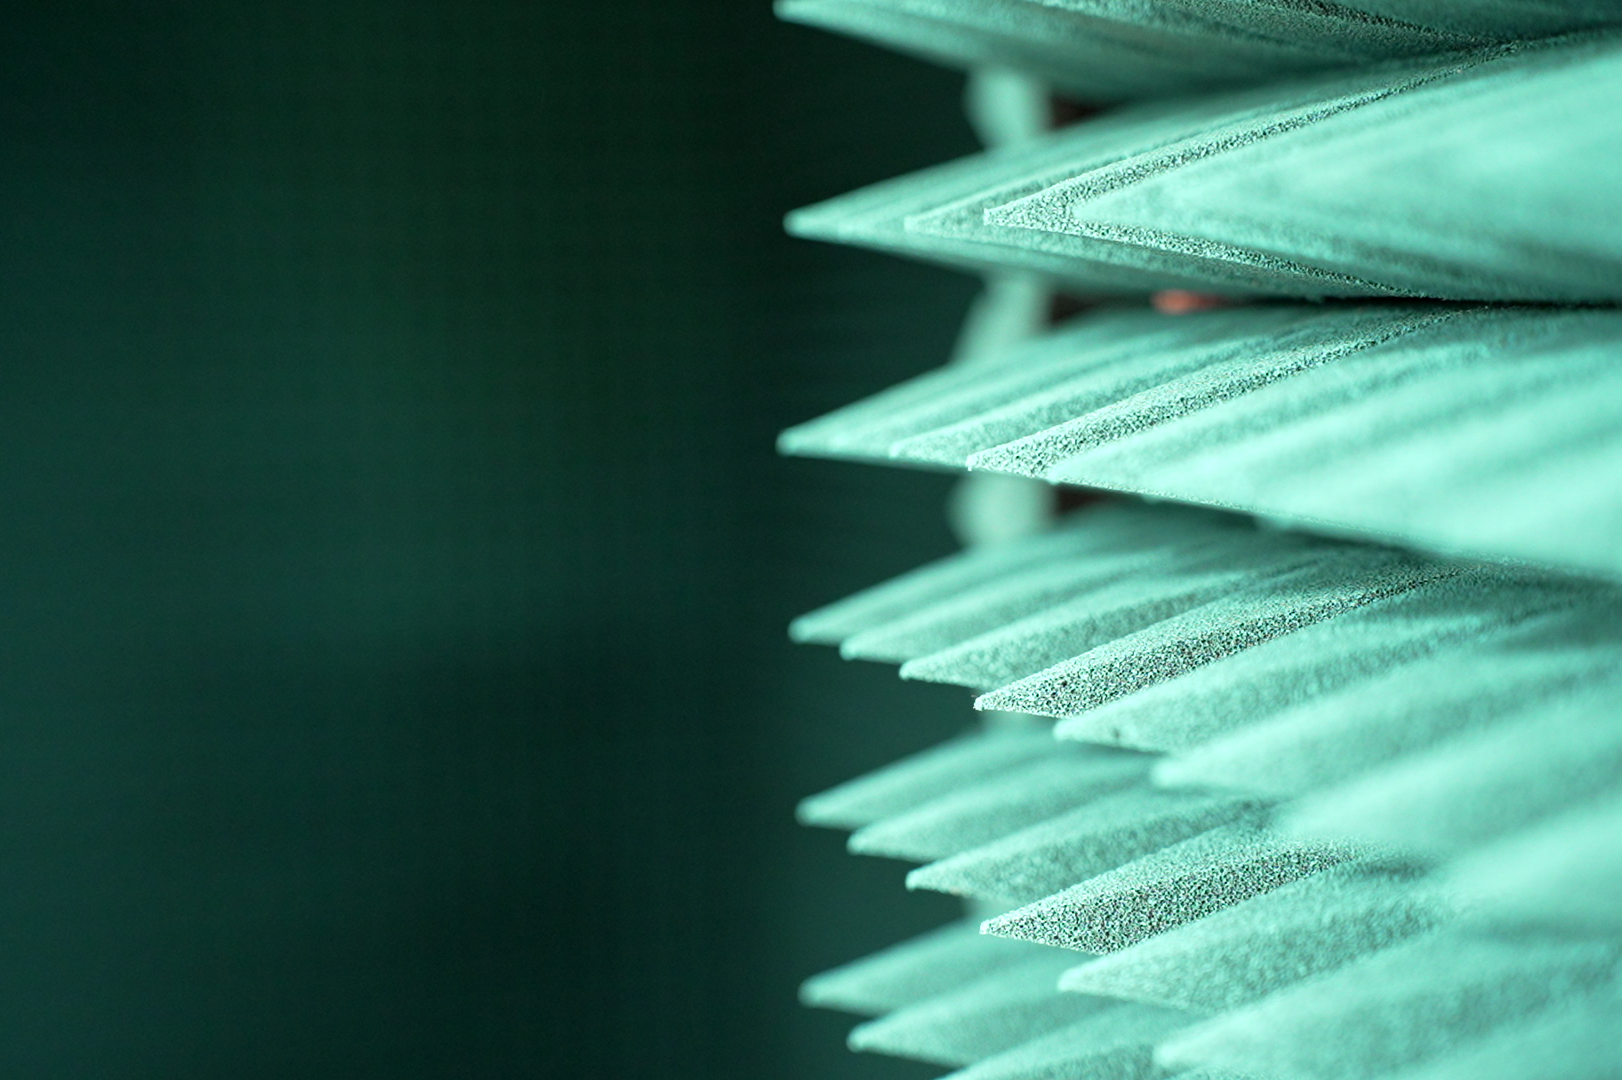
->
[1055, 861, 1448, 1014]
[1028, 34, 1622, 303]
[1153, 623, 1622, 797]
[975, 549, 1456, 719]
[1154, 930, 1622, 1080]
[800, 917, 1051, 1016]
[775, 0, 1478, 103]
[786, 54, 1519, 295]
[842, 547, 1227, 665]
[889, 308, 1321, 467]
[1339, 0, 1620, 37]
[780, 309, 1188, 462]
[981, 824, 1363, 953]
[789, 500, 1230, 646]
[795, 726, 1055, 830]
[940, 1001, 1196, 1080]
[965, 308, 1463, 478]
[905, 786, 1266, 904]
[900, 558, 1314, 691]
[846, 953, 1113, 1066]
[1055, 568, 1584, 752]
[781, 5, 1622, 1077]
[848, 747, 1152, 862]
[782, 305, 1622, 579]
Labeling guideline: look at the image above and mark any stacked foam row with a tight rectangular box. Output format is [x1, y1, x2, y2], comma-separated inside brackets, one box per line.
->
[781, 2, 1622, 1080]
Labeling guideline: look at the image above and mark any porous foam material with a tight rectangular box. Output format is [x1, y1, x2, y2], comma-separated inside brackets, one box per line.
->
[1155, 931, 1622, 1080]
[800, 917, 1053, 1016]
[789, 36, 1622, 301]
[796, 725, 1056, 829]
[1016, 33, 1622, 302]
[776, 0, 1478, 103]
[905, 784, 1267, 903]
[1284, 676, 1622, 856]
[940, 1001, 1195, 1080]
[848, 747, 1152, 862]
[790, 502, 1622, 1079]
[784, 306, 1622, 580]
[1054, 861, 1448, 1013]
[782, 5, 1622, 1080]
[981, 824, 1362, 952]
[846, 953, 1114, 1065]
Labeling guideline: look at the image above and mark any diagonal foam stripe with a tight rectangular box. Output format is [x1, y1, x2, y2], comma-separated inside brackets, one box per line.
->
[789, 500, 1234, 645]
[900, 559, 1315, 691]
[906, 786, 1267, 904]
[889, 308, 1320, 466]
[967, 48, 1513, 298]
[976, 549, 1456, 719]
[982, 824, 1362, 953]
[1154, 620, 1622, 797]
[841, 543, 1255, 664]
[1105, 318, 1622, 575]
[1381, 978, 1622, 1080]
[796, 725, 1056, 830]
[1154, 931, 1622, 1080]
[785, 305, 1622, 580]
[778, 309, 1178, 463]
[1054, 568, 1586, 752]
[869, 527, 1319, 671]
[1001, 32, 1622, 302]
[967, 307, 1466, 478]
[788, 52, 1510, 295]
[849, 748, 1152, 862]
[1039, 305, 1581, 493]
[1445, 791, 1622, 935]
[1340, 0, 1621, 37]
[1055, 861, 1447, 1014]
[940, 1001, 1196, 1080]
[1284, 675, 1622, 856]
[847, 953, 1113, 1066]
[800, 917, 1053, 1016]
[777, 0, 1478, 103]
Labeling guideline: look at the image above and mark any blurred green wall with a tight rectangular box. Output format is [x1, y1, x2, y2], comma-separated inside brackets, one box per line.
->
[0, 2, 982, 1077]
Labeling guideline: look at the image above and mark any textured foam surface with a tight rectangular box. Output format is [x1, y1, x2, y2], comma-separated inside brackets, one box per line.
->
[847, 953, 1114, 1066]
[800, 918, 1052, 1016]
[941, 1002, 1195, 1080]
[796, 726, 1056, 830]
[1155, 931, 1622, 1080]
[1027, 33, 1622, 302]
[1342, 0, 1621, 36]
[1154, 625, 1622, 796]
[899, 546, 1324, 690]
[776, 0, 1479, 103]
[782, 6, 1622, 1078]
[784, 306, 1622, 579]
[1056, 861, 1448, 1014]
[785, 56, 1510, 295]
[849, 747, 1153, 861]
[1285, 676, 1622, 856]
[907, 786, 1266, 903]
[982, 824, 1361, 952]
[976, 549, 1456, 718]
[1056, 570, 1585, 752]
[786, 39, 1622, 300]
[1384, 979, 1622, 1080]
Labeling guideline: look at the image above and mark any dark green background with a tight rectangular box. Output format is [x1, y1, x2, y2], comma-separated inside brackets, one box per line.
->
[1, 3, 986, 1076]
